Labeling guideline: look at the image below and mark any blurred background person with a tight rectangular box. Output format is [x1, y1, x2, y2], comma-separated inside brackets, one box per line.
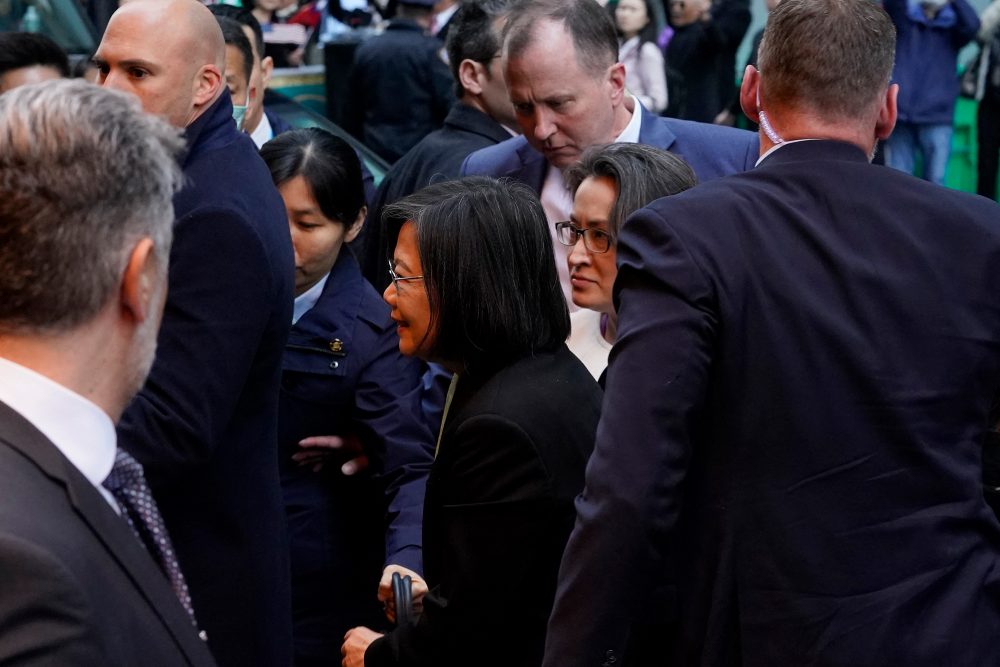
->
[0, 31, 68, 93]
[342, 177, 602, 667]
[218, 16, 257, 131]
[884, 0, 980, 185]
[976, 0, 1000, 199]
[664, 0, 730, 121]
[560, 143, 696, 380]
[359, 0, 516, 290]
[260, 128, 435, 667]
[616, 0, 668, 113]
[344, 0, 455, 164]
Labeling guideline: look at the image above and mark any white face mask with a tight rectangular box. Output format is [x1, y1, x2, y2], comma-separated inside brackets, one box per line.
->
[232, 90, 250, 131]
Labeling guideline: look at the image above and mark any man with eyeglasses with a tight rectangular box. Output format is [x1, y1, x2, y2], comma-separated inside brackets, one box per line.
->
[461, 0, 757, 313]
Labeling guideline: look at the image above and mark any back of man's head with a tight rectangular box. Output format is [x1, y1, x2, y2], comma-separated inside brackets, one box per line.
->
[0, 80, 183, 335]
[503, 0, 618, 76]
[445, 0, 512, 97]
[0, 32, 69, 93]
[757, 0, 895, 122]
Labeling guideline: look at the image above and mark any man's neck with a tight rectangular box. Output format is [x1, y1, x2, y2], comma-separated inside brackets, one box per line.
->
[610, 95, 635, 140]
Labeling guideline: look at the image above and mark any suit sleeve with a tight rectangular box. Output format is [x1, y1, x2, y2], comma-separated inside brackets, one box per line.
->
[117, 207, 278, 469]
[542, 206, 719, 666]
[0, 535, 106, 665]
[952, 0, 982, 47]
[354, 334, 435, 573]
[366, 415, 553, 667]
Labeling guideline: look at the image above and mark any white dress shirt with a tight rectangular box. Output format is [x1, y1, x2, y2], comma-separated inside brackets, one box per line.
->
[0, 356, 118, 509]
[292, 272, 329, 325]
[251, 111, 275, 150]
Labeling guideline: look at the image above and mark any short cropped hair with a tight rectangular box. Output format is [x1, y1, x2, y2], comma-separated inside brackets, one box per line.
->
[0, 32, 70, 79]
[0, 80, 184, 334]
[209, 5, 265, 59]
[565, 143, 697, 237]
[384, 177, 570, 373]
[503, 0, 618, 75]
[217, 16, 254, 86]
[260, 128, 366, 225]
[757, 0, 896, 121]
[445, 0, 513, 98]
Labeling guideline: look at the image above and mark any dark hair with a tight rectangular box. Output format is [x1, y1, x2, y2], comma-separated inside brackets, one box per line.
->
[209, 5, 265, 59]
[0, 32, 70, 79]
[216, 16, 254, 86]
[504, 0, 618, 75]
[616, 0, 659, 47]
[565, 143, 697, 238]
[260, 128, 366, 225]
[384, 177, 569, 373]
[445, 0, 513, 98]
[757, 0, 895, 122]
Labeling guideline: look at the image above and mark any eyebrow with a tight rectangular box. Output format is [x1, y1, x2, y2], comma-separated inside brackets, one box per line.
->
[91, 57, 161, 74]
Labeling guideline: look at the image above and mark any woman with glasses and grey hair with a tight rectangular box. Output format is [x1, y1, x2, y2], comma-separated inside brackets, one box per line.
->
[342, 176, 602, 667]
[559, 142, 697, 380]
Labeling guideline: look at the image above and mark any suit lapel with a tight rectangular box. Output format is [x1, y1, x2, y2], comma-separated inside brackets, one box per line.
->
[637, 104, 677, 151]
[513, 140, 549, 193]
[0, 402, 214, 666]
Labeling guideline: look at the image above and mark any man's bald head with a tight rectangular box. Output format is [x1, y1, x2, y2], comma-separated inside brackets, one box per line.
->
[95, 0, 226, 127]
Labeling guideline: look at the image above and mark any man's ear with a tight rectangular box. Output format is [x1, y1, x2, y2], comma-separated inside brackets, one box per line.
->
[193, 64, 223, 108]
[875, 83, 898, 141]
[458, 59, 485, 96]
[345, 207, 367, 244]
[120, 238, 159, 325]
[739, 64, 760, 124]
[608, 62, 626, 106]
[260, 55, 275, 89]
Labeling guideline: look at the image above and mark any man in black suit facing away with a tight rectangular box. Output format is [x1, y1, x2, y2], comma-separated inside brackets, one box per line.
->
[95, 1, 295, 665]
[0, 79, 216, 667]
[545, 0, 1000, 665]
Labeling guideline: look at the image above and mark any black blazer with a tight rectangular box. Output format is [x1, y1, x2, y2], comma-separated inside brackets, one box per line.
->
[545, 140, 1000, 666]
[117, 94, 295, 667]
[365, 345, 602, 667]
[0, 401, 217, 667]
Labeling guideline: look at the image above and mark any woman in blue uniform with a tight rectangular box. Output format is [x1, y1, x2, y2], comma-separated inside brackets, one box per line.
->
[261, 128, 435, 667]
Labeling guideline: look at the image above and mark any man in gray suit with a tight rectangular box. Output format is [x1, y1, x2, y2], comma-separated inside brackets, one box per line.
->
[0, 80, 216, 667]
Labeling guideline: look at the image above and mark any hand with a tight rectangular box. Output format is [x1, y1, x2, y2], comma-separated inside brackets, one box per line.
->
[342, 627, 383, 667]
[291, 434, 369, 475]
[377, 564, 428, 623]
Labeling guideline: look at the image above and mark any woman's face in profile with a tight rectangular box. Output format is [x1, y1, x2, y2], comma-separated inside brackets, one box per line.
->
[567, 175, 618, 315]
[384, 221, 436, 359]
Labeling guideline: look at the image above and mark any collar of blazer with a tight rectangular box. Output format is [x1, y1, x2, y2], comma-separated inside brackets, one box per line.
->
[0, 400, 216, 666]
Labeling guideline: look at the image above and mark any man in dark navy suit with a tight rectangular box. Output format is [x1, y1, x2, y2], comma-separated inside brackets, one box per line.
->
[544, 0, 1000, 665]
[95, 1, 294, 665]
[460, 0, 757, 310]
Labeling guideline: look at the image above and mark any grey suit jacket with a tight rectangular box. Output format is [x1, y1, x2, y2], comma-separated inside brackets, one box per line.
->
[0, 401, 218, 667]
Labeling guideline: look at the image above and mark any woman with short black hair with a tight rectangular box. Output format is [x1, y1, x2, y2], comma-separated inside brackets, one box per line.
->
[342, 177, 601, 667]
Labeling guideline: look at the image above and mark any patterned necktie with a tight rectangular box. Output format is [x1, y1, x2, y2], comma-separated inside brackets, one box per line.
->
[102, 448, 198, 626]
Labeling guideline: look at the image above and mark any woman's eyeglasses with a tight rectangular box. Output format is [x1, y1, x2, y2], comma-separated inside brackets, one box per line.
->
[555, 221, 614, 254]
[387, 260, 425, 289]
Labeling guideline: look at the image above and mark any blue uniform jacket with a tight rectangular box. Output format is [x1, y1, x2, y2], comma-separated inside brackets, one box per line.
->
[278, 249, 435, 659]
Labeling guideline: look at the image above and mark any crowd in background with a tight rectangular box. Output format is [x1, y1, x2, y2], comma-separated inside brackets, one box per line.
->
[2, 0, 1000, 666]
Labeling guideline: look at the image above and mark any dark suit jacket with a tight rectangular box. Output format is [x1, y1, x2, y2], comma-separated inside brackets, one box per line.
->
[279, 250, 434, 662]
[0, 401, 217, 667]
[365, 345, 602, 667]
[544, 140, 1000, 666]
[117, 94, 295, 667]
[344, 19, 455, 164]
[359, 102, 511, 289]
[460, 103, 758, 188]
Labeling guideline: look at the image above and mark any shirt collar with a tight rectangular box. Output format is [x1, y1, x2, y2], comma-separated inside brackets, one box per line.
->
[292, 272, 330, 324]
[251, 111, 275, 149]
[755, 138, 821, 167]
[0, 357, 116, 490]
[614, 95, 643, 145]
